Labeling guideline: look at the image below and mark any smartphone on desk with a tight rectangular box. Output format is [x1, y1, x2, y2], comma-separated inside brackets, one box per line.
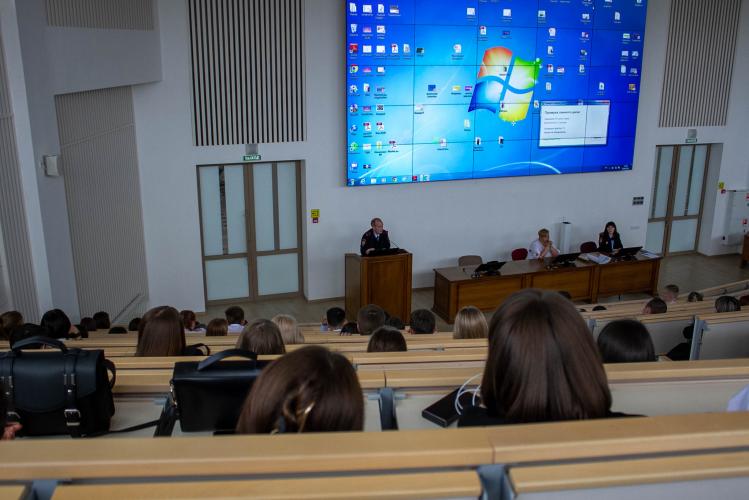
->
[421, 388, 476, 427]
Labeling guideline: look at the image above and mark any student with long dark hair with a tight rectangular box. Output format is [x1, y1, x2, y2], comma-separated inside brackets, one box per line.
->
[135, 306, 186, 357]
[236, 346, 364, 434]
[460, 289, 619, 426]
[598, 221, 623, 254]
[597, 319, 656, 363]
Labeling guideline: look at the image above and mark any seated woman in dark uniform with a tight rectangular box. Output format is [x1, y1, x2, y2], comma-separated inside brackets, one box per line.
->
[360, 217, 390, 255]
[459, 289, 629, 427]
[598, 221, 623, 254]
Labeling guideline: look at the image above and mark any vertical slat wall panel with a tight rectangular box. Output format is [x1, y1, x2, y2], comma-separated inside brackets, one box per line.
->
[188, 0, 306, 146]
[55, 87, 149, 318]
[659, 0, 741, 127]
[46, 0, 154, 30]
[0, 27, 41, 320]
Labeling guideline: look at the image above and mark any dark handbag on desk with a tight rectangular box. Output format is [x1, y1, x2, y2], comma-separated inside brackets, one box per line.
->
[0, 336, 115, 437]
[155, 349, 267, 435]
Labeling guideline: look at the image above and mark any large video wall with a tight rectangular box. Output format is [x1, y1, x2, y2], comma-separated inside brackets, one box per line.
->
[346, 0, 647, 186]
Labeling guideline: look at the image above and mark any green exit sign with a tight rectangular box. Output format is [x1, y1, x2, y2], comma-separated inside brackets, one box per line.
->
[243, 154, 261, 162]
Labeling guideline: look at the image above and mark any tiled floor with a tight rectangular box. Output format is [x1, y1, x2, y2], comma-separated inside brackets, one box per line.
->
[200, 253, 749, 331]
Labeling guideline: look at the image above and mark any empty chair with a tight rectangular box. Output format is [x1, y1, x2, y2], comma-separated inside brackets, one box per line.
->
[458, 255, 482, 267]
[511, 248, 528, 261]
[580, 241, 598, 253]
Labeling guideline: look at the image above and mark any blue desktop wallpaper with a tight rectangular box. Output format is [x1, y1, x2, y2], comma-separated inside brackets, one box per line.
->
[346, 0, 648, 186]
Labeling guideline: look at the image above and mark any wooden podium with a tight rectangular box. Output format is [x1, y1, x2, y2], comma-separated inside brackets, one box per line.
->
[345, 250, 412, 322]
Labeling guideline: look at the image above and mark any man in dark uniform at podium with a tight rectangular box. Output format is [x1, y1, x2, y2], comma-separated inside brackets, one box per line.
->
[360, 217, 390, 255]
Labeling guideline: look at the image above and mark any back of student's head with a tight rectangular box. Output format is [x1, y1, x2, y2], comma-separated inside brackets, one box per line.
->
[206, 318, 228, 336]
[180, 310, 197, 330]
[93, 311, 111, 330]
[409, 309, 436, 334]
[108, 326, 127, 334]
[592, 305, 607, 311]
[687, 291, 704, 303]
[136, 306, 185, 357]
[236, 319, 286, 355]
[597, 319, 655, 363]
[662, 284, 679, 301]
[715, 295, 741, 313]
[453, 306, 488, 339]
[0, 311, 23, 340]
[740, 295, 749, 307]
[326, 307, 346, 330]
[40, 309, 71, 339]
[80, 316, 98, 333]
[340, 322, 359, 334]
[235, 345, 364, 434]
[385, 316, 405, 330]
[128, 317, 141, 332]
[643, 298, 667, 314]
[357, 304, 386, 335]
[367, 326, 407, 352]
[272, 314, 304, 345]
[225, 306, 245, 325]
[481, 289, 611, 423]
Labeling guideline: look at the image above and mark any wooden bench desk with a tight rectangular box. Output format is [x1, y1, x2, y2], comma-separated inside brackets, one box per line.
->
[510, 451, 749, 497]
[52, 471, 482, 499]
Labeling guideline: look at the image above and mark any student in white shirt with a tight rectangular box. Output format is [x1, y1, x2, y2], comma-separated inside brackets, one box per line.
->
[225, 306, 247, 334]
[528, 228, 560, 260]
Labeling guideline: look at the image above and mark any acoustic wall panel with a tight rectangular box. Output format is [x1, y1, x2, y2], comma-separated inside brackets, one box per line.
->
[55, 86, 149, 318]
[188, 0, 306, 145]
[659, 0, 741, 127]
[0, 26, 41, 320]
[46, 0, 155, 30]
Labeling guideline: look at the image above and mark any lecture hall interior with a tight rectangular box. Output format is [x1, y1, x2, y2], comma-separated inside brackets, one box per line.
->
[2, 0, 749, 498]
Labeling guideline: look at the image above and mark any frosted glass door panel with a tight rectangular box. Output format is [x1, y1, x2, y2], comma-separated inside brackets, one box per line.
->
[672, 146, 694, 217]
[253, 164, 275, 251]
[199, 167, 222, 256]
[277, 162, 298, 249]
[687, 145, 707, 216]
[651, 147, 673, 219]
[205, 258, 250, 300]
[257, 254, 299, 295]
[224, 166, 247, 254]
[645, 221, 665, 254]
[668, 219, 698, 253]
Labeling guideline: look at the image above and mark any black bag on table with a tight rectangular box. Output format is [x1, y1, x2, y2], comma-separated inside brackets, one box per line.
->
[156, 349, 267, 435]
[0, 336, 115, 437]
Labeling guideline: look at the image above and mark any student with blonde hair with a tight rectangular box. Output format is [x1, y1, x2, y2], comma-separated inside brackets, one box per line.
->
[453, 306, 488, 339]
[272, 314, 305, 344]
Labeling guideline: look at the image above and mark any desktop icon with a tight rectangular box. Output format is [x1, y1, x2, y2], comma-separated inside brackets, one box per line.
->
[479, 25, 487, 36]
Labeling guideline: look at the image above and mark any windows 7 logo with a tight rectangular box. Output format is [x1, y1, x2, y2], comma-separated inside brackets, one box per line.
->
[469, 47, 541, 123]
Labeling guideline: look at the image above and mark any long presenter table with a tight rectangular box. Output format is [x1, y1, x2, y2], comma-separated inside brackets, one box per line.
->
[433, 254, 660, 322]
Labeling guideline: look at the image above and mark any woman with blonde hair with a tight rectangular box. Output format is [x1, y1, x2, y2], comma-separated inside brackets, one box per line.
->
[272, 314, 305, 345]
[453, 306, 488, 339]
